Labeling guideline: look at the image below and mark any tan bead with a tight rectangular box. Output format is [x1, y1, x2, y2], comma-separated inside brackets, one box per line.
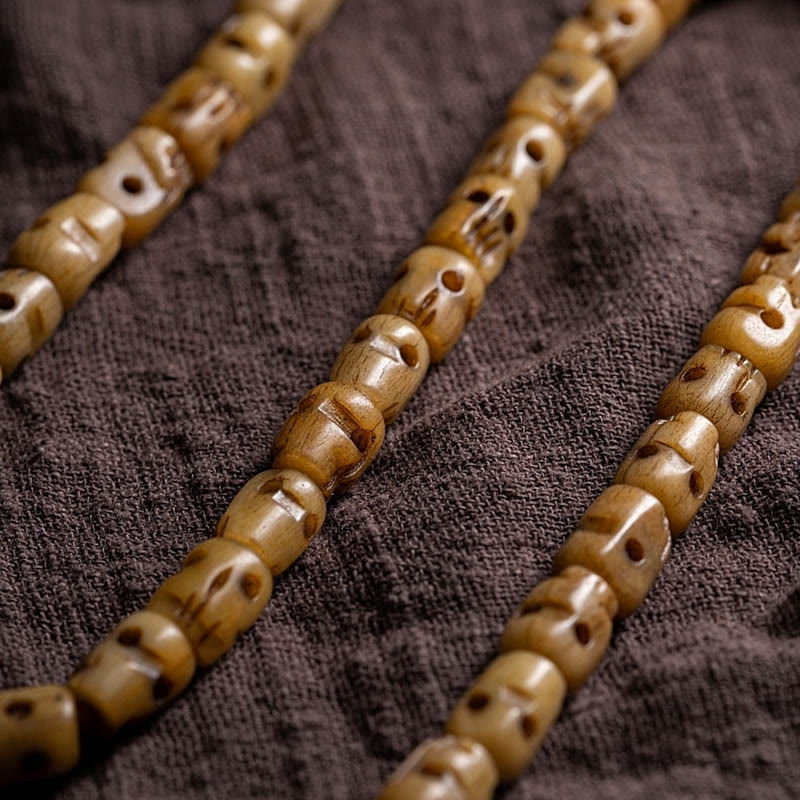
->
[148, 537, 273, 667]
[141, 68, 252, 182]
[741, 247, 800, 296]
[77, 126, 192, 248]
[426, 174, 529, 286]
[194, 12, 297, 119]
[7, 193, 124, 309]
[615, 411, 719, 535]
[376, 246, 486, 363]
[554, 485, 671, 616]
[779, 186, 800, 222]
[760, 216, 800, 254]
[701, 275, 800, 390]
[553, 0, 665, 80]
[330, 314, 430, 423]
[657, 345, 767, 452]
[217, 468, 326, 575]
[0, 685, 79, 784]
[69, 610, 195, 735]
[379, 736, 498, 800]
[0, 268, 63, 378]
[234, 0, 341, 44]
[467, 117, 566, 211]
[651, 0, 693, 29]
[508, 50, 618, 152]
[499, 565, 617, 692]
[446, 651, 566, 782]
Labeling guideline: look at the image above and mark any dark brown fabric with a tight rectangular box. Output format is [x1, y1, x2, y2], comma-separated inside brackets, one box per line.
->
[1, 0, 799, 798]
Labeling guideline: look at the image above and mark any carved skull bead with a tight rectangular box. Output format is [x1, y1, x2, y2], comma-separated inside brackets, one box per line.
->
[234, 0, 342, 45]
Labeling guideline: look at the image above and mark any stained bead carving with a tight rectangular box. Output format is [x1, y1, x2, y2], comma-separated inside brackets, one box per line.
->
[69, 610, 195, 735]
[426, 174, 529, 286]
[0, 268, 63, 379]
[499, 565, 617, 692]
[508, 50, 617, 152]
[0, 685, 79, 784]
[379, 736, 498, 800]
[218, 468, 327, 575]
[446, 651, 566, 782]
[7, 193, 125, 309]
[330, 314, 430, 423]
[195, 12, 296, 118]
[77, 126, 192, 247]
[651, 0, 694, 29]
[234, 0, 341, 45]
[148, 537, 273, 666]
[376, 246, 486, 363]
[554, 485, 671, 616]
[272, 381, 385, 497]
[701, 275, 800, 390]
[615, 411, 719, 534]
[141, 68, 252, 182]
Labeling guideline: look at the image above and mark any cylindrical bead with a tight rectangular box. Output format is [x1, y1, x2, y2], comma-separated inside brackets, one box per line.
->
[0, 685, 79, 784]
[217, 468, 326, 575]
[652, 0, 694, 29]
[330, 314, 430, 423]
[234, 0, 341, 44]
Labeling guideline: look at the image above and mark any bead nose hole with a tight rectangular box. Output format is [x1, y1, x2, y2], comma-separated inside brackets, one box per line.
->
[0, 293, 15, 311]
[760, 308, 784, 329]
[122, 175, 144, 194]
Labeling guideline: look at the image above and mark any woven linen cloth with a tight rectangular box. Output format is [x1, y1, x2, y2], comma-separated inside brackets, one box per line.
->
[1, 0, 799, 798]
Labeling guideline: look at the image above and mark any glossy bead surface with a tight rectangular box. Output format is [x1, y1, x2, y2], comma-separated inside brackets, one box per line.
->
[7, 193, 124, 309]
[376, 246, 486, 363]
[554, 485, 671, 616]
[77, 126, 192, 247]
[234, 0, 341, 44]
[615, 411, 719, 535]
[652, 0, 693, 29]
[218, 468, 326, 575]
[741, 247, 800, 297]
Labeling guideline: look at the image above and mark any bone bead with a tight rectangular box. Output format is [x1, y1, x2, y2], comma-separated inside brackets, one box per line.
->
[234, 0, 341, 44]
[741, 247, 800, 297]
[330, 314, 430, 423]
[379, 736, 498, 800]
[554, 485, 671, 616]
[760, 216, 800, 255]
[217, 468, 326, 575]
[272, 381, 385, 497]
[508, 50, 617, 152]
[148, 537, 273, 666]
[69, 610, 195, 736]
[446, 651, 566, 782]
[615, 411, 719, 535]
[652, 0, 693, 29]
[499, 565, 617, 692]
[77, 126, 192, 248]
[0, 685, 79, 784]
[701, 275, 800, 391]
[195, 12, 296, 119]
[426, 174, 529, 286]
[779, 186, 800, 222]
[141, 68, 252, 182]
[376, 246, 486, 363]
[7, 193, 125, 309]
[0, 268, 63, 378]
[553, 0, 665, 80]
[657, 345, 767, 452]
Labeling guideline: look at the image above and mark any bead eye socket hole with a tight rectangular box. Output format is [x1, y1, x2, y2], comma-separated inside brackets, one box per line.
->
[419, 764, 445, 779]
[625, 537, 645, 562]
[466, 692, 490, 711]
[525, 139, 545, 163]
[441, 269, 465, 293]
[5, 700, 33, 719]
[556, 71, 578, 88]
[121, 175, 144, 194]
[730, 392, 748, 416]
[224, 35, 248, 50]
[520, 714, 537, 738]
[636, 444, 659, 459]
[760, 308, 784, 329]
[240, 572, 262, 599]
[689, 470, 705, 497]
[352, 326, 372, 344]
[399, 343, 419, 367]
[0, 292, 16, 311]
[467, 190, 490, 204]
[504, 212, 516, 234]
[682, 365, 707, 382]
[617, 10, 635, 25]
[117, 627, 143, 647]
[574, 622, 592, 646]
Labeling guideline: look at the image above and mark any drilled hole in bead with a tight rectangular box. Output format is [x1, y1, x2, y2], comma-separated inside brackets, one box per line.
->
[153, 675, 174, 701]
[730, 392, 748, 416]
[467, 190, 490, 204]
[21, 750, 51, 775]
[617, 10, 635, 25]
[419, 764, 445, 779]
[761, 308, 784, 329]
[689, 470, 704, 497]
[210, 567, 232, 592]
[504, 212, 516, 234]
[682, 365, 706, 382]
[625, 537, 645, 562]
[574, 622, 591, 646]
[225, 36, 247, 49]
[467, 692, 490, 711]
[350, 428, 372, 453]
[31, 216, 50, 230]
[399, 343, 419, 367]
[121, 175, 144, 194]
[441, 269, 464, 292]
[117, 627, 142, 647]
[5, 700, 33, 719]
[352, 326, 371, 343]
[760, 240, 785, 255]
[520, 714, 537, 738]
[241, 572, 262, 599]
[0, 293, 15, 311]
[525, 139, 545, 162]
[556, 72, 577, 88]
[636, 444, 658, 459]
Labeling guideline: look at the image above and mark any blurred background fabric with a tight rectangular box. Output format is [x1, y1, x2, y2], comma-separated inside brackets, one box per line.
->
[1, 0, 799, 798]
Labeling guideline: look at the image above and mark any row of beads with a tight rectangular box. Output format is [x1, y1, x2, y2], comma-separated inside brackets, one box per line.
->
[0, 0, 341, 384]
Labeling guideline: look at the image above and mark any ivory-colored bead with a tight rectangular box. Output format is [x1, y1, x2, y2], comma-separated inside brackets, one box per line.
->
[77, 126, 192, 248]
[741, 247, 800, 296]
[0, 268, 63, 378]
[426, 174, 529, 286]
[499, 565, 617, 692]
[446, 651, 566, 782]
[378, 736, 498, 800]
[272, 381, 385, 497]
[615, 411, 719, 535]
[148, 537, 273, 666]
[467, 117, 566, 212]
[553, 0, 665, 80]
[508, 50, 618, 152]
[554, 485, 671, 616]
[0, 685, 79, 784]
[657, 345, 767, 452]
[194, 12, 296, 119]
[69, 610, 195, 735]
[217, 468, 326, 575]
[651, 0, 693, 29]
[330, 314, 430, 423]
[376, 246, 486, 362]
[7, 193, 125, 309]
[701, 275, 800, 391]
[141, 68, 252, 182]
[234, 0, 341, 44]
